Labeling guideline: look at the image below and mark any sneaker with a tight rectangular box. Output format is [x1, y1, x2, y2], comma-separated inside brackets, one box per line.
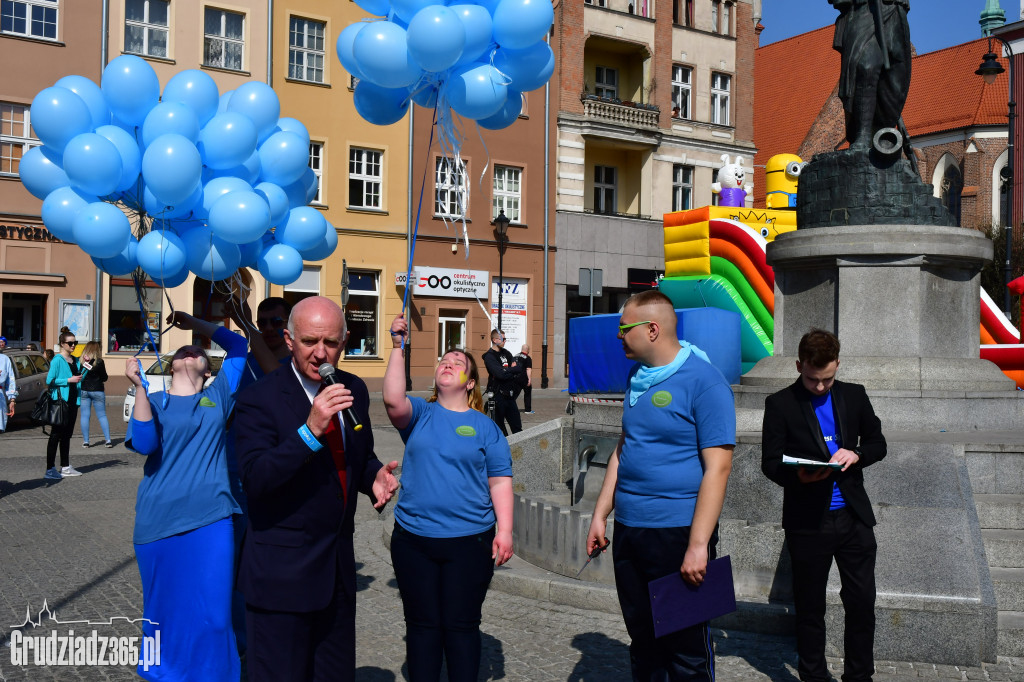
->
[81, 442, 90, 448]
[60, 466, 83, 477]
[105, 442, 113, 448]
[524, 411, 536, 414]
[44, 468, 62, 480]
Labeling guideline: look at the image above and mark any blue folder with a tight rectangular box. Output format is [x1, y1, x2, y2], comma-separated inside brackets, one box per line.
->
[648, 555, 737, 638]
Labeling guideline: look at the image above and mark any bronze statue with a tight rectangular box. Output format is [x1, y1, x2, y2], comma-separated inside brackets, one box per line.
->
[830, 0, 912, 157]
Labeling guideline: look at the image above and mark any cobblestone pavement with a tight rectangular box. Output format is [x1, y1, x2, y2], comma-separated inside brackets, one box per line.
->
[0, 391, 1021, 680]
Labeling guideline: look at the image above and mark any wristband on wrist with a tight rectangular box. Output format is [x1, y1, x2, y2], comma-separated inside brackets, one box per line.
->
[298, 424, 323, 451]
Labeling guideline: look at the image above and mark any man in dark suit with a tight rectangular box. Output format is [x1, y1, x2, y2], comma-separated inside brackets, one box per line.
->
[761, 329, 886, 682]
[235, 296, 399, 681]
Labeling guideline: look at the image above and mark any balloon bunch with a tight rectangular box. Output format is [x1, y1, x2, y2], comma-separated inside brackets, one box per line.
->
[19, 55, 335, 288]
[336, 0, 555, 130]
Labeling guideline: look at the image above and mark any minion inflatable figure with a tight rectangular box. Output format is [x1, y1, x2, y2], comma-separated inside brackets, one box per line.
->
[765, 154, 806, 209]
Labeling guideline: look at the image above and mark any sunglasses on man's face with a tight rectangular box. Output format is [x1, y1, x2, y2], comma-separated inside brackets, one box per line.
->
[256, 316, 286, 329]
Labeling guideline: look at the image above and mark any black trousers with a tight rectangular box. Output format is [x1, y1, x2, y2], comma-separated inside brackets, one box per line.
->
[46, 404, 78, 469]
[785, 507, 877, 682]
[521, 385, 532, 412]
[390, 522, 495, 682]
[612, 522, 717, 682]
[491, 393, 521, 436]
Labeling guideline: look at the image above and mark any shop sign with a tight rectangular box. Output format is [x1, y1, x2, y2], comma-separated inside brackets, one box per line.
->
[395, 266, 489, 299]
[491, 278, 528, 352]
[0, 224, 61, 242]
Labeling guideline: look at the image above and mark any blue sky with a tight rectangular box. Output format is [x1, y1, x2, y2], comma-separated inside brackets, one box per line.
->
[760, 0, 1019, 54]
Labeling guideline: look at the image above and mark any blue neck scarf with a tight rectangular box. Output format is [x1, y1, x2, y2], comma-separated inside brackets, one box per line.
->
[628, 341, 710, 406]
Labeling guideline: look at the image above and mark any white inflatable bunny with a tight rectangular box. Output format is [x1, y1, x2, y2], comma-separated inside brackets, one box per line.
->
[711, 154, 753, 207]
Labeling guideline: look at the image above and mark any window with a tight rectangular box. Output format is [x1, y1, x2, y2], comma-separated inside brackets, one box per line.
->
[1, 103, 36, 176]
[672, 165, 693, 212]
[720, 1, 730, 35]
[437, 311, 466, 359]
[1, 0, 57, 39]
[283, 266, 320, 308]
[108, 279, 163, 354]
[349, 147, 381, 209]
[711, 0, 719, 32]
[289, 16, 325, 83]
[435, 157, 467, 218]
[671, 65, 691, 119]
[674, 0, 693, 25]
[309, 142, 324, 204]
[711, 72, 730, 125]
[711, 168, 719, 206]
[595, 66, 617, 99]
[584, 0, 607, 7]
[594, 165, 616, 214]
[124, 0, 168, 58]
[493, 165, 521, 223]
[204, 8, 244, 71]
[344, 270, 379, 357]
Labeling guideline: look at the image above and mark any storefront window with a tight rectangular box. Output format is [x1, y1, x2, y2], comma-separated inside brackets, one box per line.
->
[108, 278, 162, 353]
[344, 270, 379, 358]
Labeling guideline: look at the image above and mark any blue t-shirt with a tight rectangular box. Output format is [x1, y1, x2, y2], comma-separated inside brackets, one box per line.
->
[811, 392, 846, 510]
[395, 397, 513, 538]
[615, 354, 736, 528]
[127, 327, 247, 544]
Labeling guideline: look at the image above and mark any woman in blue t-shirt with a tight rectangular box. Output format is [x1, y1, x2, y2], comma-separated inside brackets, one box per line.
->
[383, 314, 513, 682]
[125, 311, 246, 681]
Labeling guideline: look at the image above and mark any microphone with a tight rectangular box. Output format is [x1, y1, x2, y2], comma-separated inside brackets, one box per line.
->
[317, 363, 363, 432]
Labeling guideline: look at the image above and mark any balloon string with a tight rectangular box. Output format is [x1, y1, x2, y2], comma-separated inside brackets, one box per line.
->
[400, 99, 440, 350]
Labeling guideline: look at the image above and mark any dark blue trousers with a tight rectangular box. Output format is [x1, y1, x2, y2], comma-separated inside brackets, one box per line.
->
[612, 522, 718, 682]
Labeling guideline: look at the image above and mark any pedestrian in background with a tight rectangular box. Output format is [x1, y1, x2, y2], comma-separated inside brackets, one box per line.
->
[44, 327, 83, 480]
[78, 341, 112, 448]
[482, 330, 523, 435]
[0, 338, 16, 432]
[384, 314, 513, 681]
[516, 344, 534, 414]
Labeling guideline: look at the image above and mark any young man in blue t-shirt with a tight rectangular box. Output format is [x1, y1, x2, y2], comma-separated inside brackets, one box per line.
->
[587, 290, 735, 681]
[761, 329, 887, 682]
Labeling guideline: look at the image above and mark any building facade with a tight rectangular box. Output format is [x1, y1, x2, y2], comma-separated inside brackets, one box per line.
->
[550, 0, 758, 386]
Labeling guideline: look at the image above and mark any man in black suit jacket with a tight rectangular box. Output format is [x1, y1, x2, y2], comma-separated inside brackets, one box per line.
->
[235, 296, 399, 682]
[762, 329, 886, 682]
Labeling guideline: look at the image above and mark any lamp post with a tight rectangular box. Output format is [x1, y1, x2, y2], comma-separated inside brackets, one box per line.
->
[977, 37, 1015, 318]
[493, 209, 510, 332]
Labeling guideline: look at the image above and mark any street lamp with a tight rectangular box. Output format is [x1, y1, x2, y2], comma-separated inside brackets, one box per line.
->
[977, 36, 1015, 317]
[493, 209, 511, 332]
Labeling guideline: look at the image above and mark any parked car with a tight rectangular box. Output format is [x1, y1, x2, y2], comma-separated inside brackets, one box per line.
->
[2, 349, 50, 418]
[122, 351, 226, 422]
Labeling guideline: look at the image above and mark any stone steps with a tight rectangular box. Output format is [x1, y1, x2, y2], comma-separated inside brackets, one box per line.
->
[981, 529, 1024, 568]
[974, 494, 1024, 530]
[996, 611, 1024, 657]
[991, 567, 1024, 612]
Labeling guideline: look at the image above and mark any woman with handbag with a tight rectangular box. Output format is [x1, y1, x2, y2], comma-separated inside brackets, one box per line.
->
[44, 327, 82, 480]
[383, 314, 514, 682]
[78, 341, 112, 448]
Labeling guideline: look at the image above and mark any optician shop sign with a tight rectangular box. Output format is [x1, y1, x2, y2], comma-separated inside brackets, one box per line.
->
[395, 266, 489, 299]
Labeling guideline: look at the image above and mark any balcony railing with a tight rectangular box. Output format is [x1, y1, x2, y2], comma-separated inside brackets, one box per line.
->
[581, 94, 660, 129]
[583, 207, 652, 220]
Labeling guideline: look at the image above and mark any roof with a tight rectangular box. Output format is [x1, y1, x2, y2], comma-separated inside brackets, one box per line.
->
[753, 28, 1008, 206]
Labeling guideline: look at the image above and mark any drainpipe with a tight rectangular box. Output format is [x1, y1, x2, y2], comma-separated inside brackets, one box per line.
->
[541, 65, 551, 389]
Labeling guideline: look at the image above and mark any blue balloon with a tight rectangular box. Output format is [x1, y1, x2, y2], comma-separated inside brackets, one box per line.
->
[353, 80, 410, 126]
[493, 42, 555, 92]
[142, 102, 201, 147]
[182, 225, 242, 280]
[138, 228, 189, 278]
[238, 238, 262, 269]
[198, 112, 258, 170]
[352, 22, 423, 88]
[410, 83, 438, 109]
[336, 23, 368, 81]
[449, 5, 494, 66]
[55, 75, 111, 129]
[63, 133, 124, 197]
[95, 125, 142, 192]
[275, 206, 326, 251]
[142, 133, 203, 205]
[218, 90, 233, 114]
[477, 91, 524, 129]
[72, 201, 131, 258]
[41, 186, 95, 242]
[227, 82, 280, 142]
[254, 182, 289, 225]
[151, 265, 190, 289]
[144, 182, 202, 219]
[354, 0, 390, 16]
[407, 6, 465, 73]
[213, 149, 261, 184]
[92, 237, 138, 276]
[280, 174, 310, 209]
[18, 146, 70, 200]
[30, 86, 92, 153]
[201, 176, 252, 216]
[274, 118, 311, 149]
[162, 70, 221, 126]
[299, 219, 338, 261]
[209, 190, 272, 244]
[101, 54, 161, 126]
[258, 243, 304, 285]
[386, 9, 410, 29]
[390, 0, 434, 23]
[446, 63, 507, 120]
[257, 131, 308, 186]
[301, 167, 319, 205]
[493, 0, 553, 49]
